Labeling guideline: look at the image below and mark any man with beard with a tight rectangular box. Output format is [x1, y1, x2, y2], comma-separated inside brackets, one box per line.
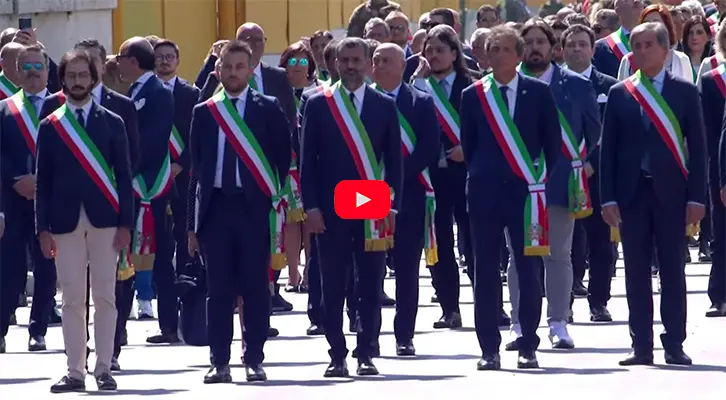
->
[37, 49, 133, 393]
[191, 40, 289, 384]
[505, 18, 600, 351]
[300, 37, 401, 377]
[593, 0, 644, 78]
[0, 43, 57, 354]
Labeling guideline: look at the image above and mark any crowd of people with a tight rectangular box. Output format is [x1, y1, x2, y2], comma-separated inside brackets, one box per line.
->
[0, 0, 724, 393]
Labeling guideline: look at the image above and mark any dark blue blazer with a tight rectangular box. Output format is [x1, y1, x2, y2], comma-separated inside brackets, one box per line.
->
[600, 72, 707, 208]
[171, 78, 201, 171]
[131, 74, 175, 187]
[403, 53, 479, 83]
[189, 89, 291, 233]
[0, 96, 38, 189]
[299, 85, 403, 213]
[592, 37, 626, 79]
[586, 66, 618, 205]
[698, 69, 725, 186]
[40, 86, 140, 172]
[545, 65, 601, 208]
[590, 66, 618, 118]
[395, 84, 440, 186]
[35, 103, 134, 234]
[461, 73, 561, 211]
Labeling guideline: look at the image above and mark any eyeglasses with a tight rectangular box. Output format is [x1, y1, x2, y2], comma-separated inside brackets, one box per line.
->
[21, 62, 45, 71]
[388, 24, 407, 32]
[287, 57, 309, 67]
[155, 54, 177, 62]
[116, 53, 130, 60]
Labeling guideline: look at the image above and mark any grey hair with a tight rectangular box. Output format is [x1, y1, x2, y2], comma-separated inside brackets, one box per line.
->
[336, 37, 370, 59]
[470, 28, 492, 45]
[680, 0, 705, 17]
[630, 22, 669, 50]
[364, 17, 391, 37]
[485, 25, 525, 57]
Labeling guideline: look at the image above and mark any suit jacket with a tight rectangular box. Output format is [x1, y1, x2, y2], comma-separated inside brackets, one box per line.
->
[395, 83, 440, 187]
[545, 64, 601, 208]
[600, 71, 707, 208]
[699, 70, 725, 187]
[461, 73, 561, 212]
[171, 78, 201, 172]
[35, 103, 134, 234]
[299, 85, 403, 214]
[0, 97, 38, 192]
[593, 36, 626, 79]
[190, 89, 290, 233]
[403, 53, 479, 83]
[40, 86, 140, 172]
[589, 66, 618, 118]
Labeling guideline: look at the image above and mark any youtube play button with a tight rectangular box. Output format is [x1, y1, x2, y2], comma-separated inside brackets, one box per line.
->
[334, 180, 391, 220]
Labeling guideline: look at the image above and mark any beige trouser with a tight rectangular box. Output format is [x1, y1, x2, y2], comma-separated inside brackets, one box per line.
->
[55, 207, 118, 379]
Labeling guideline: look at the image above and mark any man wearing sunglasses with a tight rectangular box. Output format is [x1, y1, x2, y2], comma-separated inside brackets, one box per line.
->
[0, 43, 57, 356]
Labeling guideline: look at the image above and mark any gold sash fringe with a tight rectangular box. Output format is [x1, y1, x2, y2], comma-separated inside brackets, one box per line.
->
[610, 227, 620, 243]
[572, 208, 593, 219]
[271, 253, 287, 271]
[130, 254, 155, 272]
[286, 208, 306, 223]
[524, 246, 550, 256]
[425, 248, 438, 266]
[365, 238, 390, 252]
[117, 266, 135, 281]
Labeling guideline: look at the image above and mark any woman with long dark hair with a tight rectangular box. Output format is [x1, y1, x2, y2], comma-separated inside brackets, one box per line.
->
[682, 15, 714, 82]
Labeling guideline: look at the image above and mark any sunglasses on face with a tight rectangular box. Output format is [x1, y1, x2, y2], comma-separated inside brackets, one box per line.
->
[287, 57, 309, 67]
[21, 62, 45, 71]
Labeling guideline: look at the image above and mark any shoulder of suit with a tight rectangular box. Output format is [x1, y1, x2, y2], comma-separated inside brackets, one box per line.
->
[558, 68, 591, 88]
[519, 74, 549, 91]
[261, 63, 287, 76]
[666, 73, 698, 92]
[594, 70, 618, 86]
[98, 106, 124, 125]
[105, 88, 133, 103]
[252, 90, 281, 106]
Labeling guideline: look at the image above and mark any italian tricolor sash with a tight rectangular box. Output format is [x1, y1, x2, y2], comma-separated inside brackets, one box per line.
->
[474, 75, 550, 256]
[206, 90, 287, 269]
[711, 64, 726, 97]
[625, 52, 639, 76]
[709, 55, 721, 71]
[708, 12, 719, 26]
[6, 91, 40, 154]
[624, 70, 688, 177]
[425, 77, 461, 146]
[372, 83, 437, 264]
[169, 125, 184, 160]
[558, 110, 592, 218]
[0, 73, 19, 100]
[605, 28, 630, 61]
[284, 151, 305, 222]
[324, 81, 392, 251]
[131, 154, 173, 255]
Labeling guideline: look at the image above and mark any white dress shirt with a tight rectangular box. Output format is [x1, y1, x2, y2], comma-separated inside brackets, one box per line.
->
[341, 83, 366, 115]
[91, 84, 104, 105]
[494, 73, 519, 117]
[251, 64, 264, 94]
[531, 63, 555, 85]
[66, 99, 93, 124]
[213, 88, 248, 188]
[130, 71, 156, 99]
[161, 76, 177, 92]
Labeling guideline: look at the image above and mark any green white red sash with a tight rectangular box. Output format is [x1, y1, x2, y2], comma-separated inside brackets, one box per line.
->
[206, 90, 287, 268]
[709, 12, 719, 25]
[284, 151, 305, 222]
[169, 125, 184, 160]
[6, 91, 41, 154]
[473, 75, 550, 256]
[131, 153, 173, 255]
[708, 55, 721, 71]
[324, 81, 391, 251]
[557, 110, 592, 218]
[605, 28, 630, 61]
[425, 77, 461, 145]
[372, 83, 437, 264]
[0, 73, 19, 100]
[711, 64, 726, 97]
[624, 70, 688, 177]
[625, 53, 639, 75]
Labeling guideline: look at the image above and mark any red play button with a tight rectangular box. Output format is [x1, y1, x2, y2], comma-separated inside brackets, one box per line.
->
[334, 180, 391, 220]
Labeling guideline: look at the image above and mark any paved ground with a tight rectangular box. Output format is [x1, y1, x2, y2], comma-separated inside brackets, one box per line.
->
[1, 250, 726, 399]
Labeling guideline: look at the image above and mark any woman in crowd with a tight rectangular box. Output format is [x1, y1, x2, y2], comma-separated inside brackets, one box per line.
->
[682, 15, 714, 82]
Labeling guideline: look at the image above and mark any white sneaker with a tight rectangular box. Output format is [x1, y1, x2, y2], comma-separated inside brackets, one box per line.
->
[128, 300, 138, 320]
[137, 300, 155, 320]
[548, 321, 575, 349]
[504, 324, 522, 351]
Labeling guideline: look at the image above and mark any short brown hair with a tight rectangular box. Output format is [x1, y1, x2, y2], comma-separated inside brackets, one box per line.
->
[153, 39, 180, 58]
[219, 40, 253, 62]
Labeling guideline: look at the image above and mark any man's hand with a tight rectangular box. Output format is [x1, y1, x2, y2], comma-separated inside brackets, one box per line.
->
[686, 203, 706, 226]
[0, 217, 5, 239]
[601, 204, 621, 228]
[721, 187, 726, 207]
[171, 163, 183, 178]
[113, 227, 131, 251]
[584, 162, 595, 178]
[13, 175, 36, 200]
[305, 209, 326, 234]
[188, 231, 199, 256]
[381, 211, 396, 235]
[39, 231, 56, 259]
[210, 40, 229, 58]
[12, 29, 38, 45]
[446, 145, 464, 162]
[412, 57, 431, 80]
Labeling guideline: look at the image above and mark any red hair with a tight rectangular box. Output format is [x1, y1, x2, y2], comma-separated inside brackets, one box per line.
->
[638, 4, 677, 46]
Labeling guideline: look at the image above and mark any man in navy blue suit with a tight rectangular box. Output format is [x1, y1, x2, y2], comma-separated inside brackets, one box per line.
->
[505, 19, 600, 351]
[461, 25, 560, 370]
[371, 43, 439, 356]
[38, 50, 133, 393]
[190, 40, 290, 384]
[600, 22, 707, 366]
[300, 37, 402, 377]
[592, 0, 643, 78]
[117, 37, 178, 344]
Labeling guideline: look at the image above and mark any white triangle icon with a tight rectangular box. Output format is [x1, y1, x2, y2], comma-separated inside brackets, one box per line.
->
[355, 192, 371, 208]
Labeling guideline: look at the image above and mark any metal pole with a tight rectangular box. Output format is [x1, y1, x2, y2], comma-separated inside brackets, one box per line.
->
[459, 0, 467, 42]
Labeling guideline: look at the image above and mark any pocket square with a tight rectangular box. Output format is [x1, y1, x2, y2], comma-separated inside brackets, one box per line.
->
[134, 98, 146, 110]
[597, 93, 608, 103]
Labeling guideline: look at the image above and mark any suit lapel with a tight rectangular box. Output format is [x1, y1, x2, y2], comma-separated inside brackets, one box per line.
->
[512, 72, 527, 127]
[359, 86, 376, 129]
[450, 73, 468, 110]
[549, 64, 565, 104]
[260, 63, 270, 95]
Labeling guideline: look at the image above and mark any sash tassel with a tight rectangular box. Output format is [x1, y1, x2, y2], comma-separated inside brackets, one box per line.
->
[270, 195, 288, 270]
[423, 193, 438, 266]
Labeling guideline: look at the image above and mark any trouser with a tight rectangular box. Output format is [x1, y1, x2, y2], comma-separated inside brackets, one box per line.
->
[55, 208, 118, 379]
[113, 278, 135, 358]
[583, 205, 616, 309]
[509, 206, 574, 324]
[170, 173, 191, 270]
[571, 219, 588, 282]
[306, 239, 323, 326]
[707, 183, 726, 304]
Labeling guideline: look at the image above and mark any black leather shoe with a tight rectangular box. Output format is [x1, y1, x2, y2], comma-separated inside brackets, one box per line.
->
[698, 250, 712, 262]
[50, 375, 85, 393]
[204, 365, 232, 384]
[504, 339, 519, 351]
[664, 349, 692, 365]
[268, 327, 280, 337]
[705, 303, 726, 317]
[0, 337, 5, 353]
[146, 332, 181, 344]
[498, 310, 511, 327]
[477, 354, 501, 370]
[245, 364, 267, 381]
[306, 324, 325, 335]
[271, 293, 293, 313]
[110, 357, 121, 371]
[95, 372, 117, 391]
[572, 280, 588, 297]
[28, 336, 46, 351]
[352, 346, 380, 359]
[589, 306, 613, 322]
[430, 294, 438, 303]
[356, 357, 379, 376]
[323, 360, 349, 378]
[396, 341, 416, 356]
[618, 352, 654, 366]
[517, 351, 539, 369]
[433, 312, 462, 329]
[381, 292, 396, 307]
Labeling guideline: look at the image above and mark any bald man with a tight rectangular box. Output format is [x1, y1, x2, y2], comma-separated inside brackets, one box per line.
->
[1, 28, 61, 92]
[0, 42, 23, 99]
[117, 37, 179, 346]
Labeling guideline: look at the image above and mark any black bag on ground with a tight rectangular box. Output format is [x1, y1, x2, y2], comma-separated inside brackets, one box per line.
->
[177, 253, 208, 346]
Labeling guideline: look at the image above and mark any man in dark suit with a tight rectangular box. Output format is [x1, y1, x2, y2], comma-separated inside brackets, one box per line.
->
[300, 37, 402, 377]
[117, 37, 178, 344]
[38, 50, 133, 393]
[0, 43, 57, 354]
[592, 0, 643, 78]
[3, 28, 61, 93]
[190, 40, 290, 384]
[562, 24, 619, 322]
[461, 25, 560, 370]
[505, 19, 600, 351]
[600, 22, 707, 366]
[372, 43, 439, 356]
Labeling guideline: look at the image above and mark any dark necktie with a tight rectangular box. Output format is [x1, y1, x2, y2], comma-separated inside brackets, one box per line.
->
[222, 98, 240, 193]
[499, 86, 510, 113]
[349, 92, 356, 111]
[128, 82, 140, 98]
[438, 80, 449, 97]
[641, 78, 654, 174]
[76, 109, 85, 129]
